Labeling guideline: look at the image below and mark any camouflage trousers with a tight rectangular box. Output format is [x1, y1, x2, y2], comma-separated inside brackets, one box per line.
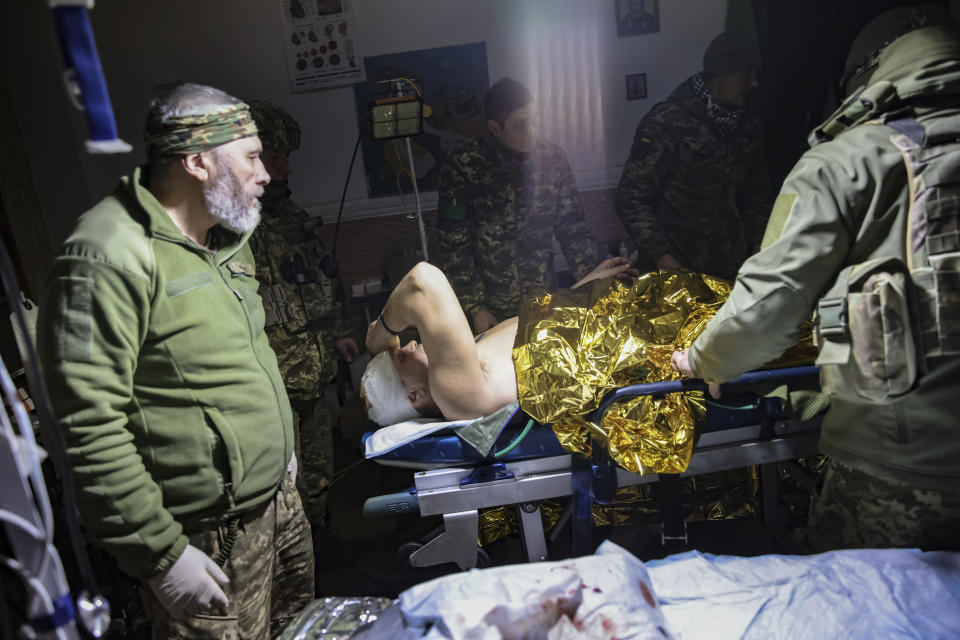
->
[289, 394, 335, 531]
[806, 459, 960, 552]
[148, 472, 315, 639]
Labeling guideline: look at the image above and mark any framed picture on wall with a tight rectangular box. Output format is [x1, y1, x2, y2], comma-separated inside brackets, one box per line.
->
[626, 73, 647, 100]
[616, 0, 660, 38]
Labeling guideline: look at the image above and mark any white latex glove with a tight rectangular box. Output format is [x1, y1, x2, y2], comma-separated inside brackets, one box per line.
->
[287, 452, 298, 483]
[148, 544, 230, 619]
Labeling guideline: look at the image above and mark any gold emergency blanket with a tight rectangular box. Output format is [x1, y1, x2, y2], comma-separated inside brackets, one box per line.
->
[514, 270, 731, 474]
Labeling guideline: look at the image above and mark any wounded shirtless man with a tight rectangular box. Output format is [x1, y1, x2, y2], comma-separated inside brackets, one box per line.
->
[362, 257, 637, 426]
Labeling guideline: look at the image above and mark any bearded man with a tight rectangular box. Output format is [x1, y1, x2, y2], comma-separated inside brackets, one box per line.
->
[36, 83, 314, 639]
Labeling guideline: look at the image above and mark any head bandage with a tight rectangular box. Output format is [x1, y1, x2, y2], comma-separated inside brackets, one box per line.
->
[361, 351, 423, 426]
[144, 103, 258, 159]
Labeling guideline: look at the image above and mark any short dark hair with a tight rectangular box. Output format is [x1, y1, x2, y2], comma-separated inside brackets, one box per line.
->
[484, 77, 534, 126]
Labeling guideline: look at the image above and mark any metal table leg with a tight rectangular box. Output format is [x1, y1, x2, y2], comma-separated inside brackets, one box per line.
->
[408, 510, 480, 571]
[517, 502, 548, 562]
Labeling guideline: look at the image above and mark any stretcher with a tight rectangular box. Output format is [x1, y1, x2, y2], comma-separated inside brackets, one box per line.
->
[362, 366, 823, 570]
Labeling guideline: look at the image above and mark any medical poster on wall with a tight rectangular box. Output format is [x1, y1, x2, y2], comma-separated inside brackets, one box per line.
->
[280, 0, 365, 92]
[352, 42, 490, 198]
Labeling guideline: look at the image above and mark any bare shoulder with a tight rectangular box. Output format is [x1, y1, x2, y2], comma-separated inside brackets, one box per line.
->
[432, 317, 518, 420]
[399, 263, 518, 420]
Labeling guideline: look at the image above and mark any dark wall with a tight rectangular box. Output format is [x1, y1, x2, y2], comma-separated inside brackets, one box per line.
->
[751, 0, 952, 191]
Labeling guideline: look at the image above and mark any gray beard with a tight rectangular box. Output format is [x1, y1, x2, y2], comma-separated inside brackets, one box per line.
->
[203, 158, 261, 233]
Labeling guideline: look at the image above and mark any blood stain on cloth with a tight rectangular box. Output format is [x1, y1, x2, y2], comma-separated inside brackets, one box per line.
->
[639, 580, 657, 608]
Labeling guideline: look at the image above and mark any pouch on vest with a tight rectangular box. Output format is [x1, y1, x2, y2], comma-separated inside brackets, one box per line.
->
[887, 113, 960, 360]
[263, 284, 291, 329]
[814, 256, 919, 403]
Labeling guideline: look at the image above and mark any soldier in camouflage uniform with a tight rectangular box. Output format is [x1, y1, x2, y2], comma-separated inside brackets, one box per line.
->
[673, 6, 960, 551]
[615, 32, 773, 280]
[247, 100, 359, 533]
[435, 77, 600, 333]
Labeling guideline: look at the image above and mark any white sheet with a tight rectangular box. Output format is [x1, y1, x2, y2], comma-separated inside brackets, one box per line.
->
[399, 541, 674, 639]
[362, 544, 960, 639]
[364, 417, 479, 459]
[646, 548, 960, 639]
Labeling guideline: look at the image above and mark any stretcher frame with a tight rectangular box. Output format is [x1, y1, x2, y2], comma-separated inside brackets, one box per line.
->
[365, 366, 822, 570]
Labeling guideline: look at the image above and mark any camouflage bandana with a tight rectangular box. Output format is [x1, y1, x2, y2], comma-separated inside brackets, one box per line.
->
[144, 103, 258, 159]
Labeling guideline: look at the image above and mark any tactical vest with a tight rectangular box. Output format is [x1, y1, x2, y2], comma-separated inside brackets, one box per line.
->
[813, 84, 960, 402]
[257, 215, 338, 333]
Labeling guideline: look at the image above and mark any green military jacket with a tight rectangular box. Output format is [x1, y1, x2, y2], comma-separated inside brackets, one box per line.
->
[248, 190, 348, 400]
[36, 169, 294, 578]
[435, 135, 599, 319]
[687, 26, 960, 490]
[615, 83, 772, 280]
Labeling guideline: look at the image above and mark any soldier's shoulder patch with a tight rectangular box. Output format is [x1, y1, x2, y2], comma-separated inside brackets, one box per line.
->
[761, 192, 799, 248]
[226, 261, 255, 277]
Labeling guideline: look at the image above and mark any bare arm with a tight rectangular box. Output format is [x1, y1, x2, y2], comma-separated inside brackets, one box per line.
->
[366, 262, 499, 419]
[571, 256, 639, 288]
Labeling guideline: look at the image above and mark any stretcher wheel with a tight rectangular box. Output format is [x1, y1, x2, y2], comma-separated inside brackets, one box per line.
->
[396, 542, 491, 569]
[396, 541, 423, 566]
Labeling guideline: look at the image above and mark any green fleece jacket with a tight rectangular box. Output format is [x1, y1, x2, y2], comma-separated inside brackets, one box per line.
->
[37, 169, 294, 578]
[687, 26, 960, 490]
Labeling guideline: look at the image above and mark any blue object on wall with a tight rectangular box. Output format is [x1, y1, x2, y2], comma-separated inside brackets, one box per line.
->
[51, 4, 131, 154]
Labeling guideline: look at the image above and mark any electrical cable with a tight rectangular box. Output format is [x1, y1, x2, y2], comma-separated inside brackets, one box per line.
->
[395, 77, 423, 96]
[0, 353, 54, 581]
[0, 240, 102, 606]
[0, 337, 78, 638]
[0, 555, 65, 640]
[0, 546, 70, 640]
[321, 458, 366, 493]
[704, 399, 757, 411]
[330, 129, 363, 282]
[393, 150, 417, 222]
[0, 511, 45, 543]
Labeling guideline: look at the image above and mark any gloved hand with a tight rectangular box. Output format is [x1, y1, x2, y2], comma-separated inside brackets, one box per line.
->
[148, 544, 230, 619]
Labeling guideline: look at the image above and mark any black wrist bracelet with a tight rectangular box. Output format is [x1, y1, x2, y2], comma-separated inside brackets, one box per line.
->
[378, 310, 402, 336]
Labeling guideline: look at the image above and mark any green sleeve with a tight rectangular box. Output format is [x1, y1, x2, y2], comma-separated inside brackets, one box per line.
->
[614, 117, 671, 260]
[36, 255, 188, 578]
[553, 153, 600, 281]
[687, 143, 871, 382]
[434, 153, 486, 314]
